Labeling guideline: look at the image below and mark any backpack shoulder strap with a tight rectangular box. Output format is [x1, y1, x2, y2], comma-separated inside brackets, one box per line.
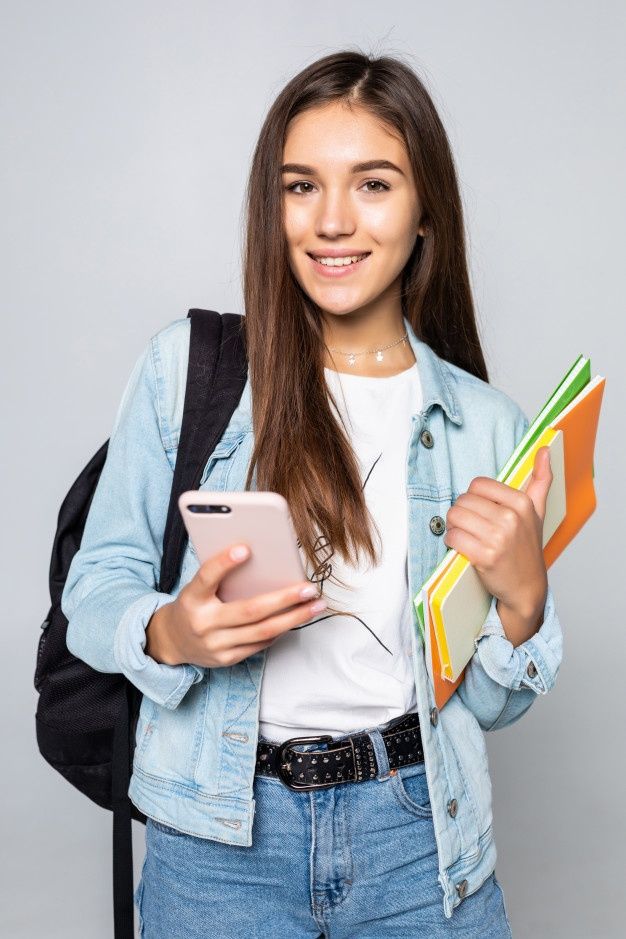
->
[158, 309, 247, 594]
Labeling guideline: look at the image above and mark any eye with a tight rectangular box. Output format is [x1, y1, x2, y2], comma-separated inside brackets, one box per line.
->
[285, 181, 315, 194]
[361, 179, 390, 193]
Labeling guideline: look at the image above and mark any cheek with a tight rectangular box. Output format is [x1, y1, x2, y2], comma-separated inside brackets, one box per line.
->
[363, 200, 419, 254]
[283, 202, 310, 247]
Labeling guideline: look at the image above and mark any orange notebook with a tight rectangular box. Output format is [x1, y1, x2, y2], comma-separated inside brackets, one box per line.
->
[543, 376, 604, 567]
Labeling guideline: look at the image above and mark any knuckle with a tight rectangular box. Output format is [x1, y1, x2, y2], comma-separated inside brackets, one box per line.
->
[493, 527, 507, 550]
[214, 647, 234, 667]
[518, 492, 533, 515]
[199, 557, 216, 578]
[241, 598, 260, 621]
[178, 590, 194, 616]
[189, 614, 206, 637]
[256, 621, 276, 641]
[503, 507, 518, 529]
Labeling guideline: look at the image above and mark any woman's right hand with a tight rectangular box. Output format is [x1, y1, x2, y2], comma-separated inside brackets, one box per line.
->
[145, 543, 327, 668]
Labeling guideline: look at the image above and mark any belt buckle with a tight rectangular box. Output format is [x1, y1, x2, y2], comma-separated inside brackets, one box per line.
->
[276, 734, 335, 791]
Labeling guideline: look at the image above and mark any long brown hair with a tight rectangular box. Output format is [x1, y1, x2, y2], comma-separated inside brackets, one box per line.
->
[241, 49, 488, 584]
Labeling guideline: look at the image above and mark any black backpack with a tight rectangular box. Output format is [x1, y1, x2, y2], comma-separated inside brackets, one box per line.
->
[34, 309, 248, 939]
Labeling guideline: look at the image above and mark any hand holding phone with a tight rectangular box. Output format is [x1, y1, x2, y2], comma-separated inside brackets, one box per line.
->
[145, 492, 327, 668]
[146, 543, 327, 668]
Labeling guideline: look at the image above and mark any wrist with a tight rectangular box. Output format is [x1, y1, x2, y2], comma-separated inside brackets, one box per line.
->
[496, 593, 546, 648]
[145, 601, 182, 666]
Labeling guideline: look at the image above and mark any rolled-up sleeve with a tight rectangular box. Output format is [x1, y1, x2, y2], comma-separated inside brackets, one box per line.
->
[457, 583, 563, 731]
[61, 335, 204, 710]
[472, 584, 562, 695]
[113, 593, 204, 709]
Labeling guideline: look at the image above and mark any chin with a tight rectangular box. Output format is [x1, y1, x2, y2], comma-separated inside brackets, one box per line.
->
[305, 287, 370, 314]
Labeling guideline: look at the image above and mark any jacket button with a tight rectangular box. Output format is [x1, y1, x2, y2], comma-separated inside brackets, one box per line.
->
[526, 661, 538, 678]
[429, 515, 445, 535]
[447, 798, 458, 818]
[420, 429, 434, 448]
[456, 879, 468, 899]
[430, 707, 439, 727]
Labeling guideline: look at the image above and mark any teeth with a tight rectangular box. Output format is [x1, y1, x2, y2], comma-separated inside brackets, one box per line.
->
[314, 254, 368, 266]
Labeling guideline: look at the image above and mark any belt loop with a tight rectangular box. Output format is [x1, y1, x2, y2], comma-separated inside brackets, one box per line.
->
[368, 728, 392, 781]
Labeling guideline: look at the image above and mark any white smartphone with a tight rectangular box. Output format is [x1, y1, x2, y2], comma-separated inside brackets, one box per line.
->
[178, 490, 308, 603]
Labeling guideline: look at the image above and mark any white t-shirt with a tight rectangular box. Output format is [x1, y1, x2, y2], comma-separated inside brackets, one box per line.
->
[258, 361, 423, 742]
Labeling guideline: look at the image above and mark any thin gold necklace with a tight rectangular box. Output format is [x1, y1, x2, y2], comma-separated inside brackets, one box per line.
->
[328, 331, 408, 367]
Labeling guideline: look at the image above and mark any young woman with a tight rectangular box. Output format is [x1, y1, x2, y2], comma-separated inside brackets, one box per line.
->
[63, 50, 563, 937]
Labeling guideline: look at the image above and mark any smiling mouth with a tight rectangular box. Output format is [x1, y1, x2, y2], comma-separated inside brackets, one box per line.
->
[307, 252, 371, 275]
[309, 251, 371, 267]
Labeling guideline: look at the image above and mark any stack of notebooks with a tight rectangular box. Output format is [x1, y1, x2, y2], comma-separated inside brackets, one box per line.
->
[414, 354, 605, 710]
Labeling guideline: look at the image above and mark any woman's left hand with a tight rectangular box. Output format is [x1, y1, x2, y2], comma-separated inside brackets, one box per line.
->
[443, 447, 553, 623]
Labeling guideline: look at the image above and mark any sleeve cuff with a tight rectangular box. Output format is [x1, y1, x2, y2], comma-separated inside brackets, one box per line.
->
[113, 592, 205, 709]
[472, 584, 562, 694]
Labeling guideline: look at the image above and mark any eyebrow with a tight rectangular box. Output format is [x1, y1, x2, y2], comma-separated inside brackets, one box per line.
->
[281, 159, 405, 177]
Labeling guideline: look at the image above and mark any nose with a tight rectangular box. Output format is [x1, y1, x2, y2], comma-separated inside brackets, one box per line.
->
[314, 187, 356, 240]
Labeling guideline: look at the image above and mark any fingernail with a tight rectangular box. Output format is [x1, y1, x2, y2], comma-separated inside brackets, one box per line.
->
[230, 545, 249, 560]
[310, 598, 327, 613]
[300, 585, 318, 600]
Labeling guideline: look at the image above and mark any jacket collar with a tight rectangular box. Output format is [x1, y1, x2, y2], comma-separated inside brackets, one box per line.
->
[236, 315, 463, 431]
[403, 315, 462, 426]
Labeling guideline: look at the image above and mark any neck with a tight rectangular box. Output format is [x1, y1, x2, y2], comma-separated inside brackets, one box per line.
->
[320, 307, 415, 378]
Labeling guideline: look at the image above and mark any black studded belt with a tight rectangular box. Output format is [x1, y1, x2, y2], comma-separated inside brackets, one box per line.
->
[255, 711, 424, 791]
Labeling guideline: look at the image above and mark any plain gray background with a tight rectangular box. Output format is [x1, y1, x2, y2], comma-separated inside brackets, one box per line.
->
[2, 2, 623, 936]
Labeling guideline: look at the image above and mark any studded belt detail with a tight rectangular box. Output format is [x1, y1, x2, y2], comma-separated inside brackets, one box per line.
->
[255, 711, 424, 791]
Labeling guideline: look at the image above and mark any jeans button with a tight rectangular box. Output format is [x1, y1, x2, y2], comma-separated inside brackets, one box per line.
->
[429, 707, 439, 727]
[526, 661, 537, 678]
[456, 879, 469, 899]
[447, 798, 458, 818]
[429, 515, 445, 535]
[420, 429, 434, 448]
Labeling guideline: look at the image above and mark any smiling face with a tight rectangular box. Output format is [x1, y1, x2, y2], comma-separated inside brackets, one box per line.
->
[282, 100, 426, 322]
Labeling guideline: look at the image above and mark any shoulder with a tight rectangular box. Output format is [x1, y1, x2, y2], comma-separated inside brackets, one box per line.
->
[149, 316, 191, 375]
[146, 317, 191, 452]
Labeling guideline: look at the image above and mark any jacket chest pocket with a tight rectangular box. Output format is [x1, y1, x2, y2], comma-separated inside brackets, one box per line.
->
[408, 489, 455, 585]
[198, 431, 248, 491]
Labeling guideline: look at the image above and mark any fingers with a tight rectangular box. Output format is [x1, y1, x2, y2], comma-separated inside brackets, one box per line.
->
[447, 492, 502, 526]
[213, 639, 277, 667]
[468, 475, 532, 513]
[218, 578, 323, 628]
[212, 594, 327, 650]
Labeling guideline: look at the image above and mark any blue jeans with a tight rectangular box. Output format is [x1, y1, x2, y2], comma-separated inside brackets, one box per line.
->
[134, 721, 513, 937]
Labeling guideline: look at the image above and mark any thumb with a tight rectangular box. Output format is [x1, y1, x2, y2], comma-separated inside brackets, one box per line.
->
[525, 446, 553, 521]
[191, 543, 250, 598]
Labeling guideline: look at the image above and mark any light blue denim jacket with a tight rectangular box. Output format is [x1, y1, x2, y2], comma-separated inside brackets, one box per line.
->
[62, 314, 563, 920]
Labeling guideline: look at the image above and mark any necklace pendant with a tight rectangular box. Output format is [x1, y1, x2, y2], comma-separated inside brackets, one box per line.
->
[375, 350, 384, 362]
[348, 354, 356, 366]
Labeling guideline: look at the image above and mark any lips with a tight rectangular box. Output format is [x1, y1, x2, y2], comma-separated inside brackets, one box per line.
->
[307, 252, 371, 277]
[307, 251, 371, 260]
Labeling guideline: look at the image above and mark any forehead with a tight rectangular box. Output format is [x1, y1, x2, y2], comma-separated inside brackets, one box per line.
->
[283, 101, 407, 168]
